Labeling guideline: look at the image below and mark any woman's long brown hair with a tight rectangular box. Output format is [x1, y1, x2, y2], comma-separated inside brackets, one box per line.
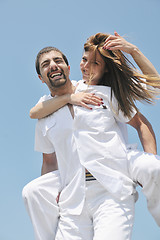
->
[84, 33, 160, 118]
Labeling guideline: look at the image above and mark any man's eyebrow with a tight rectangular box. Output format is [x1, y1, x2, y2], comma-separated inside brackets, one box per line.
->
[53, 57, 63, 61]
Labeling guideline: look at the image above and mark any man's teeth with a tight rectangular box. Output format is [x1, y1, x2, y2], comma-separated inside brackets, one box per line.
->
[50, 73, 62, 78]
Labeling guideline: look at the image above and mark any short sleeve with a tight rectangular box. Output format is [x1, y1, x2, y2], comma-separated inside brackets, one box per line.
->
[115, 107, 137, 123]
[110, 93, 137, 123]
[37, 94, 52, 104]
[34, 121, 55, 154]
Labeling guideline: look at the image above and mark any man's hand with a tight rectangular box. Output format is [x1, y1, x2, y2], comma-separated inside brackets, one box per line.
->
[56, 192, 61, 203]
[68, 92, 103, 110]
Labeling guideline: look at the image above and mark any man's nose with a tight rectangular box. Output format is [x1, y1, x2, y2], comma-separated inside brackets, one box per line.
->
[50, 60, 58, 70]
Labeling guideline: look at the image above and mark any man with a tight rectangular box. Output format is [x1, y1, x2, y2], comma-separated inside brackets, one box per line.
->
[23, 47, 87, 240]
[23, 34, 160, 240]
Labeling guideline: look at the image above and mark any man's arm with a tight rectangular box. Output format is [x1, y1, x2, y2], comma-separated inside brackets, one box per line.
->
[41, 152, 58, 175]
[30, 92, 103, 119]
[127, 112, 157, 155]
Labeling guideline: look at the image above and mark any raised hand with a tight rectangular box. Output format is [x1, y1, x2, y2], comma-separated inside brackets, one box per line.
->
[103, 31, 137, 55]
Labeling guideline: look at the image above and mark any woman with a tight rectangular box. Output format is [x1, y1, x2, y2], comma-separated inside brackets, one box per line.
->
[29, 32, 160, 239]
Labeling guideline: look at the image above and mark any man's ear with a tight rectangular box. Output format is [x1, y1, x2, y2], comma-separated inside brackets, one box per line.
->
[38, 74, 45, 83]
[68, 65, 71, 74]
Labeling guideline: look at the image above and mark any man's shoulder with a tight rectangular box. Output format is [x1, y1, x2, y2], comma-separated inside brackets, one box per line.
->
[35, 94, 55, 127]
[38, 94, 52, 104]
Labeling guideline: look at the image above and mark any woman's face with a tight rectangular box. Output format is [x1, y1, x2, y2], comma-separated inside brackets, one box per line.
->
[80, 50, 107, 85]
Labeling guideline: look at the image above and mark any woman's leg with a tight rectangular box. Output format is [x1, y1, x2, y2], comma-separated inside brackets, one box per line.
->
[128, 150, 160, 226]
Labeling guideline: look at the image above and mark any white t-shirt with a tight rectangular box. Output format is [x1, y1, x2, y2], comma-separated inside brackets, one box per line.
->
[73, 80, 137, 198]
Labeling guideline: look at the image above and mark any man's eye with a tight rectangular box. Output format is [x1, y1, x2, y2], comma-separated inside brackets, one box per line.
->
[42, 63, 49, 68]
[56, 60, 62, 63]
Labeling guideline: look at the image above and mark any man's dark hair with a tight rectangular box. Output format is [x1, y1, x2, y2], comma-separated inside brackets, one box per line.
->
[35, 47, 69, 75]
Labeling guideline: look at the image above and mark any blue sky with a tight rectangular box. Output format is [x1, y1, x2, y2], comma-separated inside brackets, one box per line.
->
[1, 0, 160, 239]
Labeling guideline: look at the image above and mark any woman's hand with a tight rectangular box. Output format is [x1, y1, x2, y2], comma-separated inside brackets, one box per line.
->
[103, 31, 137, 55]
[68, 92, 103, 110]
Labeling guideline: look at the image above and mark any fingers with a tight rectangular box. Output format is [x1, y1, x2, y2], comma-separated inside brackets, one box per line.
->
[103, 40, 123, 51]
[105, 35, 118, 44]
[84, 93, 103, 106]
[73, 92, 104, 108]
[81, 99, 103, 109]
[114, 31, 120, 37]
[56, 192, 61, 203]
[103, 31, 123, 51]
[81, 102, 93, 110]
[104, 34, 122, 50]
[105, 31, 121, 43]
[103, 32, 134, 54]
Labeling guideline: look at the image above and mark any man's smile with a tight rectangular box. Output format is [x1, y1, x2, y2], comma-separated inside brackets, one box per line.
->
[47, 71, 64, 82]
[49, 72, 62, 79]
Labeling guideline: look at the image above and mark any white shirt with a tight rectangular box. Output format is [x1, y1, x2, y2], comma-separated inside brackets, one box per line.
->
[73, 80, 137, 199]
[35, 81, 86, 215]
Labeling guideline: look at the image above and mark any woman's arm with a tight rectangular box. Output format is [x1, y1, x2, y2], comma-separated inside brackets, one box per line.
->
[104, 31, 159, 77]
[30, 92, 103, 119]
[127, 112, 157, 155]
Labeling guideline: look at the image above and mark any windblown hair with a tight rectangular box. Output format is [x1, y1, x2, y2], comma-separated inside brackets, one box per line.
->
[35, 46, 69, 75]
[84, 33, 160, 118]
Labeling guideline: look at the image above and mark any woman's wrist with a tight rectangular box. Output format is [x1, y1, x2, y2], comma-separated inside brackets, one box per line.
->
[130, 45, 141, 58]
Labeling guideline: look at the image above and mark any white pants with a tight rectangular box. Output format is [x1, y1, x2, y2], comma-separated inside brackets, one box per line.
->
[22, 171, 61, 240]
[56, 180, 135, 240]
[22, 150, 160, 240]
[128, 150, 160, 226]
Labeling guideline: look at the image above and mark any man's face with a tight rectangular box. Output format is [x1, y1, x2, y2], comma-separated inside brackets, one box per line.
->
[80, 50, 107, 85]
[38, 50, 70, 91]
